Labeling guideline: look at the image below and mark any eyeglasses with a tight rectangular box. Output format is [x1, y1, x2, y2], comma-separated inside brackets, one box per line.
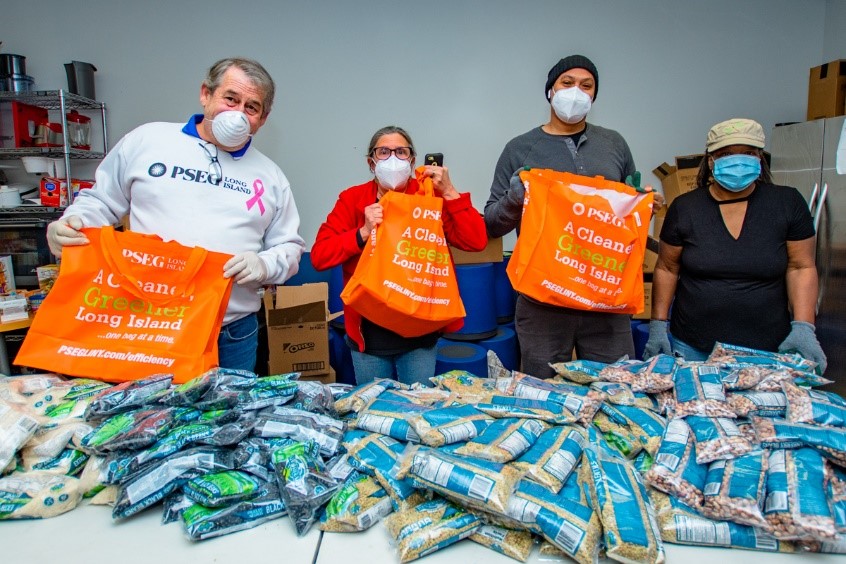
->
[199, 142, 223, 184]
[371, 146, 413, 160]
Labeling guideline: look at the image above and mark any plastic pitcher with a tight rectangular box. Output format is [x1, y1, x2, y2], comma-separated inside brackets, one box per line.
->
[65, 61, 97, 100]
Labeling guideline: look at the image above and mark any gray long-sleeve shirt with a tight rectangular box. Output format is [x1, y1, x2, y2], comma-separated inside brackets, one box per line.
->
[484, 124, 636, 238]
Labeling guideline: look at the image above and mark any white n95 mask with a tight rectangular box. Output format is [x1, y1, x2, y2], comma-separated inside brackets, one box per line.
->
[550, 87, 592, 124]
[374, 155, 412, 190]
[211, 110, 252, 147]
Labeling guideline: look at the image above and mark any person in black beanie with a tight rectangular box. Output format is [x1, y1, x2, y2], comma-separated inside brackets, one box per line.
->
[484, 54, 661, 378]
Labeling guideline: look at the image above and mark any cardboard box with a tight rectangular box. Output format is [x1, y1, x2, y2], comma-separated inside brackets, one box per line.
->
[0, 295, 28, 323]
[652, 214, 665, 240]
[0, 256, 15, 294]
[652, 154, 704, 205]
[36, 265, 59, 294]
[450, 236, 503, 265]
[300, 367, 336, 385]
[643, 247, 658, 274]
[632, 282, 653, 320]
[808, 59, 846, 121]
[264, 282, 331, 380]
[39, 177, 94, 207]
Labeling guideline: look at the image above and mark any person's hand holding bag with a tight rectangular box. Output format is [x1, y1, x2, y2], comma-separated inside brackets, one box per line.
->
[424, 164, 460, 201]
[642, 319, 673, 359]
[359, 203, 383, 244]
[47, 216, 88, 256]
[625, 170, 665, 215]
[778, 320, 828, 373]
[223, 252, 268, 285]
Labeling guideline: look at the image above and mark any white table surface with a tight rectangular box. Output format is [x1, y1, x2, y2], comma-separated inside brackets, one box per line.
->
[3, 502, 321, 564]
[316, 522, 846, 564]
[5, 502, 846, 564]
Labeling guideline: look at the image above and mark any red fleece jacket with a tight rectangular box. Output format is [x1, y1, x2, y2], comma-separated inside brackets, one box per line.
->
[310, 179, 488, 351]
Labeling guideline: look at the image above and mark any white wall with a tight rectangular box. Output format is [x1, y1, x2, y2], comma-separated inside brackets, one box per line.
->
[0, 0, 829, 247]
[825, 0, 846, 60]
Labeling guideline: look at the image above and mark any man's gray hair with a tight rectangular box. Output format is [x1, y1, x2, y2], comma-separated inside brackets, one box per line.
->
[203, 57, 276, 117]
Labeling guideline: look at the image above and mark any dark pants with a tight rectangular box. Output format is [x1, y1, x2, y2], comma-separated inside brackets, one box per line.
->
[515, 295, 635, 378]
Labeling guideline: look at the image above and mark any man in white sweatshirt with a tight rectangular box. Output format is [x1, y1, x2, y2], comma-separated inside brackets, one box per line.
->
[46, 57, 305, 372]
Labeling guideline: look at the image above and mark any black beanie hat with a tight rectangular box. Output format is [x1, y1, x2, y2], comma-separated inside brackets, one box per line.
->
[545, 55, 598, 101]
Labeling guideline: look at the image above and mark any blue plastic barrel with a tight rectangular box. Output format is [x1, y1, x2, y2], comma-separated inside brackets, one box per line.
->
[479, 326, 519, 371]
[285, 251, 332, 286]
[632, 321, 649, 360]
[327, 265, 344, 316]
[328, 326, 356, 385]
[494, 253, 516, 323]
[444, 263, 497, 340]
[435, 340, 488, 378]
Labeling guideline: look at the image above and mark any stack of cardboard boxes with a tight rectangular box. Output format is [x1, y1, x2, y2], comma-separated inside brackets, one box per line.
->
[807, 59, 846, 121]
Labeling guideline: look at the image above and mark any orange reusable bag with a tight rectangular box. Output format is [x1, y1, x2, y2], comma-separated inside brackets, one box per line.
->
[340, 167, 466, 337]
[15, 226, 233, 383]
[507, 169, 653, 314]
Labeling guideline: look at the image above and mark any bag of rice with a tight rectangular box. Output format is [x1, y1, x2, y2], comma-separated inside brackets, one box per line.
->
[453, 418, 548, 463]
[512, 425, 586, 493]
[408, 404, 492, 447]
[399, 445, 522, 516]
[346, 433, 423, 510]
[0, 403, 39, 470]
[549, 359, 607, 384]
[384, 497, 482, 563]
[319, 473, 393, 532]
[474, 395, 576, 425]
[469, 524, 534, 562]
[509, 373, 602, 424]
[650, 489, 793, 552]
[335, 379, 407, 415]
[0, 471, 81, 519]
[506, 476, 601, 564]
[583, 428, 665, 564]
[354, 396, 430, 443]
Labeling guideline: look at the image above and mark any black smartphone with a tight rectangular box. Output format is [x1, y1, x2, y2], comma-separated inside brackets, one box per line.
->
[424, 153, 444, 167]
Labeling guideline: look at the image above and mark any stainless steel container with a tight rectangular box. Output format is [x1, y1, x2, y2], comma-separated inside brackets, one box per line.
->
[0, 54, 26, 77]
[1, 74, 34, 92]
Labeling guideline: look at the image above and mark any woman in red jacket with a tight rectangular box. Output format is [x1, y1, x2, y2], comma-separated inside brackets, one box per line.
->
[311, 125, 488, 386]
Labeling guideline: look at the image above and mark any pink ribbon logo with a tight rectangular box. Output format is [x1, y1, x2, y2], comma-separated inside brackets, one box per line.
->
[247, 179, 266, 215]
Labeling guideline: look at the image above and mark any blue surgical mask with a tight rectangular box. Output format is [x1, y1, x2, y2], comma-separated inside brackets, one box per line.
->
[712, 154, 761, 192]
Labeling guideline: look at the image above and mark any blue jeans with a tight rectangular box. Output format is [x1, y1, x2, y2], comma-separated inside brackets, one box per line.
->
[349, 343, 437, 387]
[217, 314, 259, 372]
[672, 337, 710, 362]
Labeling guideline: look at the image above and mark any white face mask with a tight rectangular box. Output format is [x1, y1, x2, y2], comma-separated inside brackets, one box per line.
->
[210, 110, 252, 147]
[374, 155, 412, 190]
[550, 86, 592, 124]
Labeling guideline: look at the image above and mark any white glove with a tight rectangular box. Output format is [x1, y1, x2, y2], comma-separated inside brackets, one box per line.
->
[46, 215, 88, 257]
[223, 252, 268, 285]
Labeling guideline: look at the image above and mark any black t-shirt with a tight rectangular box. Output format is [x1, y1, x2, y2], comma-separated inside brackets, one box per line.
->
[660, 183, 815, 352]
